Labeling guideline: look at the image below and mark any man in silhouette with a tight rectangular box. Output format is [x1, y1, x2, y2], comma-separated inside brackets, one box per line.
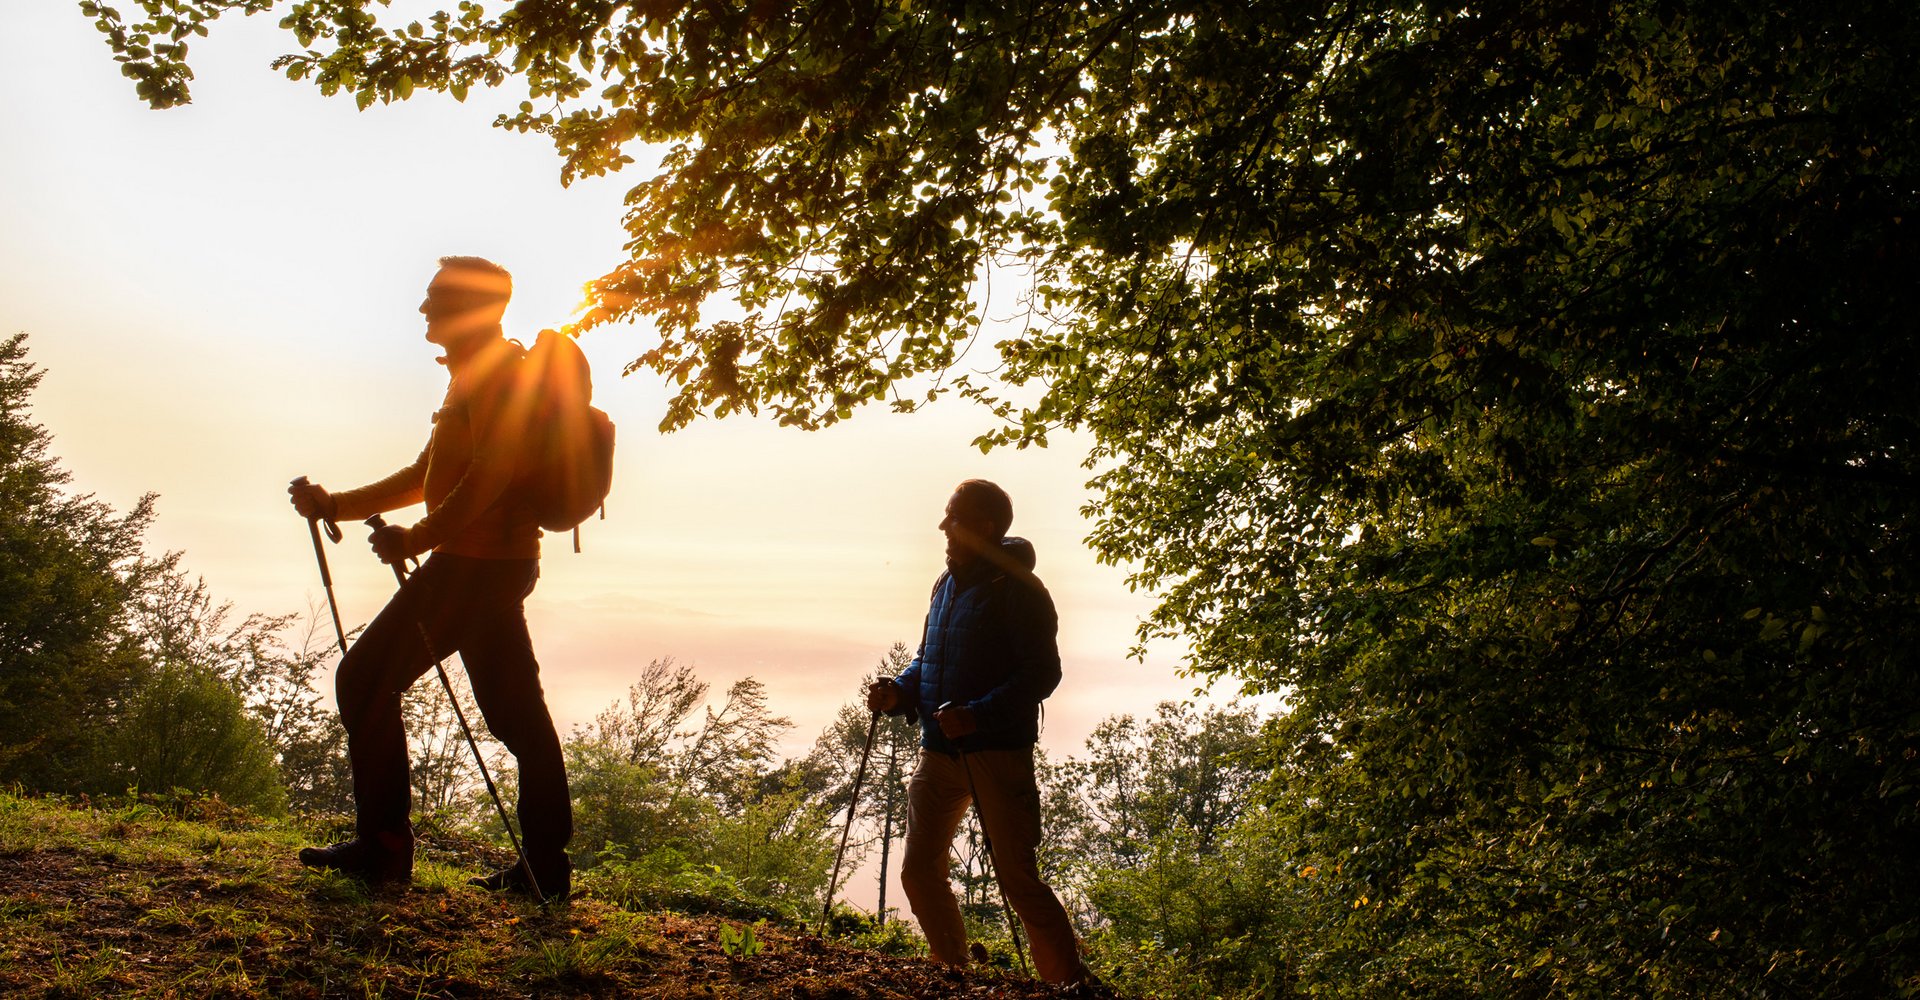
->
[866, 479, 1088, 983]
[288, 256, 572, 900]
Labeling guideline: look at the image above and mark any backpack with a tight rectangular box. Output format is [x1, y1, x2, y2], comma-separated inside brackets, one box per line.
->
[512, 329, 615, 551]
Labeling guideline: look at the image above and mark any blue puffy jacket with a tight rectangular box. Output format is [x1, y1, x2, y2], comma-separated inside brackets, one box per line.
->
[890, 536, 1062, 753]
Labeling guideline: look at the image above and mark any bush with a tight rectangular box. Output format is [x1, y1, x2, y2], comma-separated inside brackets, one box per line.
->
[1078, 815, 1311, 999]
[580, 845, 785, 922]
[697, 786, 835, 916]
[101, 661, 287, 816]
[827, 906, 924, 957]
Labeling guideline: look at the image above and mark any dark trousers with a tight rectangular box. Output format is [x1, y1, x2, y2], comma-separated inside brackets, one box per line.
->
[336, 553, 572, 861]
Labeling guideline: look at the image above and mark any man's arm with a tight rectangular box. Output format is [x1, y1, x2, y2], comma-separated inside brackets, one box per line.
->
[329, 449, 429, 522]
[884, 633, 931, 724]
[887, 658, 924, 724]
[876, 589, 940, 723]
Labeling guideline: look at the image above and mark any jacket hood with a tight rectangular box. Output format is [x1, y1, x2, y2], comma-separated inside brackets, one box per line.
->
[953, 535, 1038, 580]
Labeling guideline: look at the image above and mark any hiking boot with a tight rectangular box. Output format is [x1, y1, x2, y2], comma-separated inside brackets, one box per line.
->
[470, 854, 571, 903]
[297, 830, 414, 886]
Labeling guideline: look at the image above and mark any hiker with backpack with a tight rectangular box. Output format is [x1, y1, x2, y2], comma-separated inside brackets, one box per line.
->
[287, 255, 590, 901]
[864, 480, 1092, 985]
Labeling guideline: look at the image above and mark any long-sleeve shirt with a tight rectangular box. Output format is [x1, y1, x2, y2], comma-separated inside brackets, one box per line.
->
[331, 336, 540, 560]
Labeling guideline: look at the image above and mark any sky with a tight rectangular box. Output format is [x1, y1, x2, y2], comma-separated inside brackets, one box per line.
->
[0, 6, 1246, 909]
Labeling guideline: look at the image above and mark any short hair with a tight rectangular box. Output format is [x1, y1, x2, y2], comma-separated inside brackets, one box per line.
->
[436, 255, 513, 305]
[953, 479, 1013, 538]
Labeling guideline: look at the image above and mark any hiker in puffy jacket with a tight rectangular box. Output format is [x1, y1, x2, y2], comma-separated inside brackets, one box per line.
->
[865, 479, 1090, 985]
[287, 256, 572, 901]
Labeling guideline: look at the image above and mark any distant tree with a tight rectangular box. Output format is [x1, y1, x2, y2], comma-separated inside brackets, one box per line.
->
[566, 658, 706, 866]
[247, 610, 351, 815]
[0, 333, 153, 791]
[669, 674, 792, 810]
[568, 658, 797, 865]
[277, 704, 352, 815]
[1078, 809, 1312, 1000]
[587, 656, 705, 765]
[701, 769, 838, 914]
[1048, 702, 1264, 876]
[1044, 703, 1289, 997]
[563, 739, 682, 870]
[571, 656, 791, 808]
[0, 334, 349, 809]
[97, 1, 1920, 991]
[563, 658, 836, 917]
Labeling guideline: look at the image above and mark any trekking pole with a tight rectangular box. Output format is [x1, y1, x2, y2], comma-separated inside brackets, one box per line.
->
[820, 708, 881, 937]
[941, 702, 1030, 976]
[365, 514, 546, 906]
[290, 476, 349, 655]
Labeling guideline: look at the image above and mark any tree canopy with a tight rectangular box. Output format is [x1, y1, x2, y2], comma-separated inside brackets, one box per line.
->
[90, 0, 1920, 992]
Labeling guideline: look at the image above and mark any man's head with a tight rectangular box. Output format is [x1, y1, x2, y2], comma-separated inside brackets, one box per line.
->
[940, 479, 1013, 564]
[421, 256, 512, 346]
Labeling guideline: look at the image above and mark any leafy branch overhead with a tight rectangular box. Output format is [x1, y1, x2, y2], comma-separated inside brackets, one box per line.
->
[86, 1, 1920, 994]
[84, 0, 1097, 433]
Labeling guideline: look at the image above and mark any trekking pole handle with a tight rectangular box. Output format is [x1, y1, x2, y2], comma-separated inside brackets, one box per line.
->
[936, 701, 970, 751]
[364, 514, 409, 585]
[291, 476, 343, 543]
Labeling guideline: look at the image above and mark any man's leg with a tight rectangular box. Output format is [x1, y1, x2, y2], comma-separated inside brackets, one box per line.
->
[970, 748, 1085, 984]
[459, 558, 572, 895]
[310, 559, 455, 879]
[901, 750, 975, 966]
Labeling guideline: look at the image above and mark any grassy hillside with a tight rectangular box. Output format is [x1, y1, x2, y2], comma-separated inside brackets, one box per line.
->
[0, 790, 1087, 998]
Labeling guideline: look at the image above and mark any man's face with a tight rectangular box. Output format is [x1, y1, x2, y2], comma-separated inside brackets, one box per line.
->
[419, 267, 508, 346]
[939, 493, 997, 564]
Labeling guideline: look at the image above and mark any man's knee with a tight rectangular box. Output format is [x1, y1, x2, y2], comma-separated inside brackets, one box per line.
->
[898, 843, 950, 895]
[997, 868, 1062, 916]
[899, 843, 942, 881]
[474, 695, 560, 758]
[334, 652, 391, 732]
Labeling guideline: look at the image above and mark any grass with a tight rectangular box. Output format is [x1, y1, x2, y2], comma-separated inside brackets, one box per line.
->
[0, 788, 1090, 999]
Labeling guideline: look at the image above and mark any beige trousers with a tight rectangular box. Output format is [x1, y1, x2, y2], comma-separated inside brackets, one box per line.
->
[899, 747, 1083, 984]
